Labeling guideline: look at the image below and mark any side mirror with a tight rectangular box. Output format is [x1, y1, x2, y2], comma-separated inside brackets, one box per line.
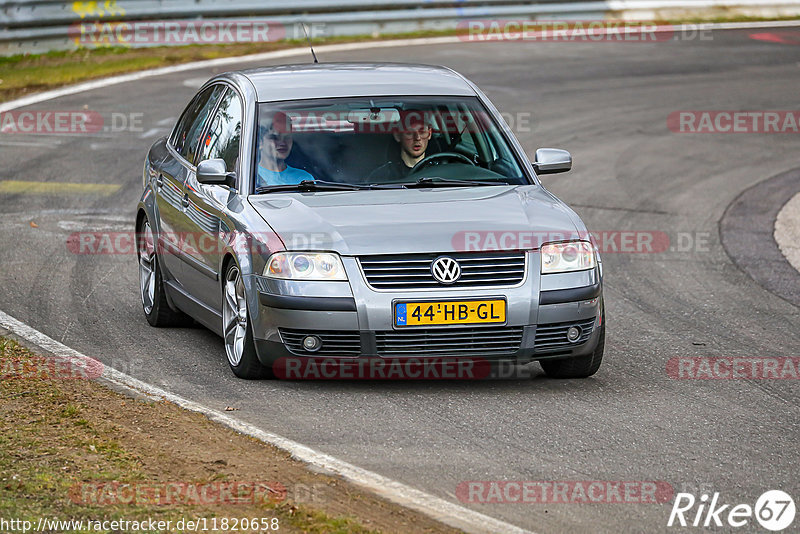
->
[533, 148, 572, 175]
[197, 158, 235, 188]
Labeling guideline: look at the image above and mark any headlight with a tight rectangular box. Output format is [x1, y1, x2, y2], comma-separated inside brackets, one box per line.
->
[541, 241, 596, 274]
[264, 252, 347, 280]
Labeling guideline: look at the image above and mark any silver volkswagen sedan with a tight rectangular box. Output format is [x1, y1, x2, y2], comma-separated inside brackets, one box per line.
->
[136, 63, 604, 379]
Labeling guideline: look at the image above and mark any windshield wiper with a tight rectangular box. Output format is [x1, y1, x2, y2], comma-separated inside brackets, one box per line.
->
[254, 177, 509, 194]
[255, 180, 369, 194]
[402, 176, 509, 188]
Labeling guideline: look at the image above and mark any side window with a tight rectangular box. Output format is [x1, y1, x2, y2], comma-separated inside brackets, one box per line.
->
[199, 88, 243, 173]
[169, 85, 225, 165]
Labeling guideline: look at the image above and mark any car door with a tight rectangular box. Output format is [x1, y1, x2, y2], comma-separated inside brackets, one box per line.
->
[154, 84, 225, 287]
[180, 86, 244, 312]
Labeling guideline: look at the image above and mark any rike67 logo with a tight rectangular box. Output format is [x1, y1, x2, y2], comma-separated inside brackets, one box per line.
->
[668, 490, 795, 531]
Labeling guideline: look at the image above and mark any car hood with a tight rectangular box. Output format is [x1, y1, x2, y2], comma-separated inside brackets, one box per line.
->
[248, 185, 584, 255]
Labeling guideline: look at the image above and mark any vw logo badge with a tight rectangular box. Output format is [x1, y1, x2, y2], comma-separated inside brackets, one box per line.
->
[431, 256, 462, 284]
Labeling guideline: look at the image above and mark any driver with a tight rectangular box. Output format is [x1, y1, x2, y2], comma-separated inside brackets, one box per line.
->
[367, 110, 433, 182]
[256, 111, 315, 188]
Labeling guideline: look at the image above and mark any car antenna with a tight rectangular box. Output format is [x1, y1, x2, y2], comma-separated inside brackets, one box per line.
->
[301, 23, 319, 64]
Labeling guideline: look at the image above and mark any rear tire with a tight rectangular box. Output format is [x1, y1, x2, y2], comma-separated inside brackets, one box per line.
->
[540, 320, 604, 379]
[137, 219, 192, 327]
[222, 261, 273, 379]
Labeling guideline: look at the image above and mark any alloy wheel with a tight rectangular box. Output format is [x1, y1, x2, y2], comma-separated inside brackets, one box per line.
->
[223, 265, 248, 367]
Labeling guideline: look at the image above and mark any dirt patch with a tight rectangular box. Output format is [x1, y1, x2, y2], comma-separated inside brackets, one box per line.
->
[0, 336, 463, 533]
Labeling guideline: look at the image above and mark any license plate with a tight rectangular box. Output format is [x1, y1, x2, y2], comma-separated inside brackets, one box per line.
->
[395, 299, 506, 327]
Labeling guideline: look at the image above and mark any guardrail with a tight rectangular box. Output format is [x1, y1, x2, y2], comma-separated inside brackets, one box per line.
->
[1, 0, 799, 55]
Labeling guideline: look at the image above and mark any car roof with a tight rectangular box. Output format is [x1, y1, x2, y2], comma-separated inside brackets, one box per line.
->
[237, 62, 478, 102]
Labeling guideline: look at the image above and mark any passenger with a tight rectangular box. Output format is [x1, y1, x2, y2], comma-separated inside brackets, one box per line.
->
[256, 111, 314, 187]
[368, 110, 433, 181]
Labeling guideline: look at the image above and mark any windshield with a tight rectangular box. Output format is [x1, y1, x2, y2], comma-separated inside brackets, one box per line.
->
[253, 96, 529, 193]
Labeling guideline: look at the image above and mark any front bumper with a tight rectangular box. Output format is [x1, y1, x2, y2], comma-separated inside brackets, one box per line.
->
[248, 252, 603, 368]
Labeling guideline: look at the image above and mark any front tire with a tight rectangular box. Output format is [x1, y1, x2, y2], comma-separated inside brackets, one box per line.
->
[540, 319, 605, 379]
[222, 262, 272, 379]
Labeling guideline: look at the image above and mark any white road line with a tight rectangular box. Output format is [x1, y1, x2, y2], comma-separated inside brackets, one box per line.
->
[0, 140, 61, 147]
[709, 20, 800, 30]
[2, 20, 800, 115]
[774, 192, 800, 274]
[138, 128, 162, 139]
[0, 208, 119, 217]
[0, 37, 461, 114]
[0, 309, 533, 534]
[608, 0, 800, 9]
[1, 22, 798, 533]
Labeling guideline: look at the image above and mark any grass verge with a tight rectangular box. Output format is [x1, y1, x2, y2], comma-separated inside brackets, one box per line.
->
[0, 335, 460, 534]
[1, 15, 798, 104]
[0, 32, 448, 104]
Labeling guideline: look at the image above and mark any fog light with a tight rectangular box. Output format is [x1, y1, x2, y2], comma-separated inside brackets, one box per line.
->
[566, 326, 581, 342]
[302, 335, 322, 352]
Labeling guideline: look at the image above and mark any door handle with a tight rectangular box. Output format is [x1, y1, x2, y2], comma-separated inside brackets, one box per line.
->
[181, 195, 190, 208]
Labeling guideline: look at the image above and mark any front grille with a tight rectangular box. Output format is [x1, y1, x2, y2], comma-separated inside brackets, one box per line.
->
[279, 329, 361, 356]
[376, 326, 524, 356]
[359, 252, 526, 290]
[534, 318, 596, 351]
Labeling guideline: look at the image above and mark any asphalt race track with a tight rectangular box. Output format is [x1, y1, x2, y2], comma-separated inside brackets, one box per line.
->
[1, 28, 799, 533]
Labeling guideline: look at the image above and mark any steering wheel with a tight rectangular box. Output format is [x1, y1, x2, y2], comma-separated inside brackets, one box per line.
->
[410, 152, 476, 173]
